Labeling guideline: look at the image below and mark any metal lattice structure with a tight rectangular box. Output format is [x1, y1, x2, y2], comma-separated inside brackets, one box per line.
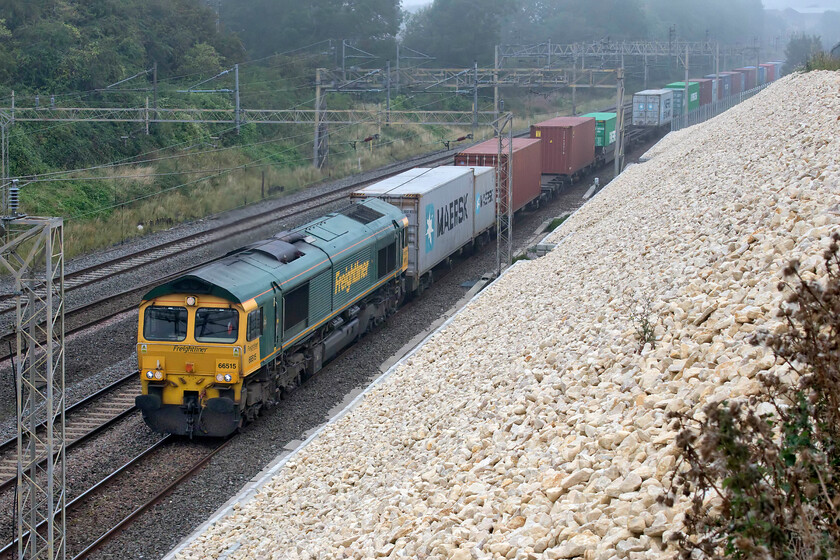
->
[320, 66, 617, 91]
[494, 113, 514, 276]
[498, 40, 757, 64]
[0, 106, 501, 127]
[0, 215, 66, 560]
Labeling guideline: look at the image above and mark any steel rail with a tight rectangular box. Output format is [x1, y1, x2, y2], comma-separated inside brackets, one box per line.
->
[0, 370, 140, 492]
[70, 438, 232, 560]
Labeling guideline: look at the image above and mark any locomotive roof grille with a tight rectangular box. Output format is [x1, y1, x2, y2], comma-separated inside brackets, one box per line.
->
[246, 239, 304, 263]
[339, 204, 385, 225]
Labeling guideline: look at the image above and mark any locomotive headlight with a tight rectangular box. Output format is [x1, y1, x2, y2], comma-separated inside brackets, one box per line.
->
[224, 374, 233, 383]
[145, 371, 154, 380]
[153, 371, 163, 380]
[216, 374, 224, 382]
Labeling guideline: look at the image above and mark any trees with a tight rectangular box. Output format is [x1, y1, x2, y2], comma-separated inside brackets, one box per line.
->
[784, 34, 824, 74]
[402, 0, 515, 67]
[220, 0, 402, 60]
[502, 0, 649, 44]
[0, 0, 243, 93]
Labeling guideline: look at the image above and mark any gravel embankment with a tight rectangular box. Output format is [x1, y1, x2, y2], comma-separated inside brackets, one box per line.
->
[170, 71, 840, 560]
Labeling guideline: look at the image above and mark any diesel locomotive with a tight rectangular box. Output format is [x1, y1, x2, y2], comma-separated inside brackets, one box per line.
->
[136, 198, 409, 437]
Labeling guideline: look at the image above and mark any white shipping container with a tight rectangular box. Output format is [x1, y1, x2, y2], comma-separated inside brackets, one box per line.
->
[351, 167, 476, 290]
[472, 167, 496, 238]
[632, 89, 673, 127]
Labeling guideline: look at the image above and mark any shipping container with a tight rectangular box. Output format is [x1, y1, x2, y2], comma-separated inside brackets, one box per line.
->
[471, 167, 496, 238]
[528, 117, 596, 177]
[351, 166, 480, 291]
[720, 71, 743, 95]
[734, 67, 757, 90]
[707, 73, 731, 99]
[771, 61, 784, 78]
[760, 63, 776, 82]
[691, 78, 714, 106]
[631, 89, 673, 127]
[455, 138, 542, 213]
[581, 112, 617, 147]
[665, 82, 701, 114]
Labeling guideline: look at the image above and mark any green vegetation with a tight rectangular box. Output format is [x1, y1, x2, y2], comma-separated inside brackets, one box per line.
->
[403, 0, 765, 67]
[219, 0, 402, 60]
[805, 52, 840, 72]
[784, 34, 825, 74]
[546, 216, 569, 232]
[664, 236, 840, 559]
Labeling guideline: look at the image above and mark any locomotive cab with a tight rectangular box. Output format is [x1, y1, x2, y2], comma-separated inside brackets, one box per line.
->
[136, 294, 261, 437]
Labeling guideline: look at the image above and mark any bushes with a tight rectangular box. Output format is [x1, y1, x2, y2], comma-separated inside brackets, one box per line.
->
[663, 234, 840, 559]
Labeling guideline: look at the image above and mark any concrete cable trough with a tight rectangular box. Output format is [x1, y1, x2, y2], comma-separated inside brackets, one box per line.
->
[168, 71, 840, 560]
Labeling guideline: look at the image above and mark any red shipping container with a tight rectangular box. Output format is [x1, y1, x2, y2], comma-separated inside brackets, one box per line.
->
[720, 71, 743, 95]
[454, 138, 542, 213]
[528, 116, 596, 176]
[734, 67, 757, 90]
[691, 78, 714, 106]
[760, 63, 775, 82]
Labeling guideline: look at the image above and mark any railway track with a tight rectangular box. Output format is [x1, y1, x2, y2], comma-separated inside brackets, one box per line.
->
[0, 370, 139, 492]
[0, 101, 635, 324]
[0, 149, 461, 363]
[0, 435, 230, 559]
[0, 145, 465, 317]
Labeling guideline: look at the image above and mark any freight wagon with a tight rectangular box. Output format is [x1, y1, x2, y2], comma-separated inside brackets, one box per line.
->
[707, 73, 731, 99]
[664, 82, 700, 115]
[455, 138, 542, 212]
[721, 71, 744, 95]
[632, 89, 673, 127]
[529, 116, 596, 181]
[734, 67, 756, 90]
[581, 112, 617, 167]
[691, 78, 714, 106]
[351, 166, 495, 294]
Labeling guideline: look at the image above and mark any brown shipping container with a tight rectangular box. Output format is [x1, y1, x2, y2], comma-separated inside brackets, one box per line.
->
[529, 116, 596, 176]
[760, 63, 776, 82]
[692, 78, 714, 106]
[454, 138, 542, 213]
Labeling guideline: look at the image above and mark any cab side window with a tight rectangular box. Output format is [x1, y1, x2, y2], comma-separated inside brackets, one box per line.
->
[247, 308, 263, 341]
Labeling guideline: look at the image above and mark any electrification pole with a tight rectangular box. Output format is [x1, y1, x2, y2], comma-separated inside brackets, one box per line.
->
[684, 45, 690, 121]
[494, 113, 514, 277]
[314, 68, 322, 167]
[472, 61, 479, 139]
[614, 67, 625, 176]
[0, 186, 66, 560]
[234, 63, 241, 134]
[385, 61, 391, 127]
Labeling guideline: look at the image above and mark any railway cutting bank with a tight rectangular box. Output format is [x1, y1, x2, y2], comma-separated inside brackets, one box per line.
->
[165, 71, 840, 559]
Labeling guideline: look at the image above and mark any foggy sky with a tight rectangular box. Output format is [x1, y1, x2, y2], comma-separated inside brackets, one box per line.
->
[401, 0, 839, 12]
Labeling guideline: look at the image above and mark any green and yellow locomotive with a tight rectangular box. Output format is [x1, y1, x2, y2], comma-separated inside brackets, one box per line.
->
[136, 199, 409, 437]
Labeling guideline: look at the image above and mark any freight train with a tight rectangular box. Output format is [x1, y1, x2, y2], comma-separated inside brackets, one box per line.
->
[136, 167, 499, 437]
[633, 60, 783, 127]
[134, 94, 683, 437]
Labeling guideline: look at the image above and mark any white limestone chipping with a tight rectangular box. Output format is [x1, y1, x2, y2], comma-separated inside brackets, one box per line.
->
[175, 71, 840, 560]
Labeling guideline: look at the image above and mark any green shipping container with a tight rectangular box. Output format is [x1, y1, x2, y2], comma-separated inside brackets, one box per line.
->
[664, 82, 700, 114]
[581, 112, 617, 147]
